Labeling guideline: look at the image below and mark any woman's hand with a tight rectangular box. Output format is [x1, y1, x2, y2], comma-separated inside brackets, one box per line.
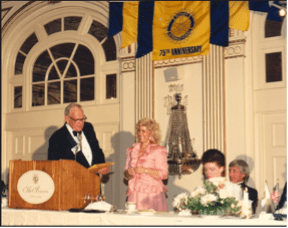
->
[127, 168, 136, 176]
[124, 168, 135, 181]
[135, 166, 159, 178]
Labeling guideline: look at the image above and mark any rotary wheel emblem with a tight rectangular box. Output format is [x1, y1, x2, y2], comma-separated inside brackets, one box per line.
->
[167, 11, 194, 42]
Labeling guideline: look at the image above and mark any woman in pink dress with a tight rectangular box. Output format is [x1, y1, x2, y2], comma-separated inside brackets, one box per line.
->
[124, 118, 168, 211]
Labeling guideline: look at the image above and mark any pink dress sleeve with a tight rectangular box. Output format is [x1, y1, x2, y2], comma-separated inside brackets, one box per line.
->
[154, 146, 168, 180]
[124, 146, 133, 170]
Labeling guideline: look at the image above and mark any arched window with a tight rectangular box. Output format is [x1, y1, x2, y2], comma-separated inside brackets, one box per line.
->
[265, 15, 286, 38]
[13, 14, 117, 109]
[32, 43, 95, 106]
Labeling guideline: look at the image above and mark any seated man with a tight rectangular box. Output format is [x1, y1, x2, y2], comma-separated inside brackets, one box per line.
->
[229, 159, 258, 214]
[48, 103, 109, 175]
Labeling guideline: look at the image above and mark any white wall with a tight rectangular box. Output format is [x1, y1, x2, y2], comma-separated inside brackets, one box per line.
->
[154, 63, 204, 210]
[118, 71, 136, 209]
[224, 56, 247, 171]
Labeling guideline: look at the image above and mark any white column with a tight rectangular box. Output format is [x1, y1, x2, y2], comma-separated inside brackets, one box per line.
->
[202, 44, 225, 153]
[135, 52, 154, 122]
[224, 32, 247, 173]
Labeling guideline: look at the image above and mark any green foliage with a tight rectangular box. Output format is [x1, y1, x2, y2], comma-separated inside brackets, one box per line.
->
[204, 180, 217, 194]
[179, 180, 241, 215]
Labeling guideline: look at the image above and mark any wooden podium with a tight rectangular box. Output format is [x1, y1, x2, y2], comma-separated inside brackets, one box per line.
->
[8, 160, 100, 211]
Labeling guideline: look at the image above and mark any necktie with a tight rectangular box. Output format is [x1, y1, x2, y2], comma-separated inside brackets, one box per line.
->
[239, 182, 245, 190]
[73, 131, 81, 136]
[77, 132, 82, 152]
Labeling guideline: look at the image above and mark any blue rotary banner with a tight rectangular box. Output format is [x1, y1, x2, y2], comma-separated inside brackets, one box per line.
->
[152, 1, 210, 61]
[108, 1, 271, 60]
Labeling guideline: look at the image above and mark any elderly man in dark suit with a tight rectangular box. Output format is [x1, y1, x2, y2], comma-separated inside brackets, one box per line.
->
[48, 103, 109, 175]
[229, 159, 258, 214]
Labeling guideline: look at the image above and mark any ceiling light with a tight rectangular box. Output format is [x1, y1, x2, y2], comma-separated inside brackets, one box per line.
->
[279, 8, 286, 16]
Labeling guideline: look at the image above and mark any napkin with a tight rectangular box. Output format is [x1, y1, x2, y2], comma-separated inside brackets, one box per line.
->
[259, 211, 274, 220]
[1, 197, 8, 208]
[84, 201, 112, 212]
[178, 209, 192, 216]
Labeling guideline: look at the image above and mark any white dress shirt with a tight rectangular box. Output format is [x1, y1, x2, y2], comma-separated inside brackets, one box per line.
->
[65, 123, 93, 166]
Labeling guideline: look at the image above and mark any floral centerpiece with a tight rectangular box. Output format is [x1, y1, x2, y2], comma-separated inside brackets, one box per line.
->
[173, 177, 242, 215]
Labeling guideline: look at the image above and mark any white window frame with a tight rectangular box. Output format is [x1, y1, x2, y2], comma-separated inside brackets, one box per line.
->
[8, 6, 120, 113]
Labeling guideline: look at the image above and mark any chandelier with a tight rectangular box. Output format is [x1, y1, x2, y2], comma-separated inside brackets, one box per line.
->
[164, 93, 201, 178]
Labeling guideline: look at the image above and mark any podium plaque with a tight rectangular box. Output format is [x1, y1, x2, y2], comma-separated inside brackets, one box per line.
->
[8, 160, 100, 211]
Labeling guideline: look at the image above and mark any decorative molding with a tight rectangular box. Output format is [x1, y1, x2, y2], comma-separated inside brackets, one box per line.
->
[224, 38, 246, 59]
[1, 1, 44, 34]
[154, 56, 203, 68]
[120, 57, 136, 73]
[1, 7, 12, 20]
[2, 1, 34, 32]
[48, 1, 61, 4]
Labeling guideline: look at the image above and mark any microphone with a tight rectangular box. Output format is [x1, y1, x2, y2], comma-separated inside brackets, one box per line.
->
[75, 132, 82, 162]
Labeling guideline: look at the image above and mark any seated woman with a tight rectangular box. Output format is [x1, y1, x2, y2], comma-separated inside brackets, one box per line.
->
[124, 118, 168, 211]
[201, 149, 242, 200]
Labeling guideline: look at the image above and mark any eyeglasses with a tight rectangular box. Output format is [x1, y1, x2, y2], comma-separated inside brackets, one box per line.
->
[69, 116, 87, 122]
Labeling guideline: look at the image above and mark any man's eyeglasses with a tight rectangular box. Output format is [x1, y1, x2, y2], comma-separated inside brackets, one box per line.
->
[69, 116, 87, 122]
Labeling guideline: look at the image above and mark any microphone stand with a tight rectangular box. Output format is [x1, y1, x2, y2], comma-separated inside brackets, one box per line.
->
[75, 132, 82, 162]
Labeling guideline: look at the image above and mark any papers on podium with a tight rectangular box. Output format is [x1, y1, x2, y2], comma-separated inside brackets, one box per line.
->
[88, 162, 115, 174]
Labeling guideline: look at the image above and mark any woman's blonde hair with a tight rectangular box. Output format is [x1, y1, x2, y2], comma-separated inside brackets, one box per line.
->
[136, 118, 161, 145]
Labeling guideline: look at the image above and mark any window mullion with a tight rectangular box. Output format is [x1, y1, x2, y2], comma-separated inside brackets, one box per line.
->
[45, 81, 47, 106]
[62, 44, 78, 78]
[78, 76, 80, 102]
[61, 17, 64, 31]
[100, 37, 107, 45]
[47, 49, 62, 79]
[19, 50, 27, 57]
[61, 80, 64, 104]
[34, 23, 48, 42]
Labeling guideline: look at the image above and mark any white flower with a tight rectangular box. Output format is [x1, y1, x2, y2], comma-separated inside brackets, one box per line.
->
[172, 192, 188, 209]
[191, 186, 206, 197]
[208, 177, 226, 187]
[200, 194, 218, 206]
[219, 189, 232, 199]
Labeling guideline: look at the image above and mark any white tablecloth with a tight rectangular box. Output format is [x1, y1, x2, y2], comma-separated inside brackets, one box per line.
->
[1, 208, 287, 226]
[1, 208, 101, 226]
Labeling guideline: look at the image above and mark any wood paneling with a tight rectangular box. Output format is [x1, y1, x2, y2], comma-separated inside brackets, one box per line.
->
[9, 160, 100, 211]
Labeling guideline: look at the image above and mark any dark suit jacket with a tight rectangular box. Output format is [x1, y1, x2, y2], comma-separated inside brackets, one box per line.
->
[241, 183, 258, 214]
[276, 182, 287, 210]
[48, 122, 105, 168]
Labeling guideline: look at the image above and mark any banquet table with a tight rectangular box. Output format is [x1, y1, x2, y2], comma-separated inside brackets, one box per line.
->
[1, 207, 287, 226]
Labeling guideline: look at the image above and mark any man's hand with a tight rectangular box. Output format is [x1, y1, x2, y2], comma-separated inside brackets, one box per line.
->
[98, 166, 110, 175]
